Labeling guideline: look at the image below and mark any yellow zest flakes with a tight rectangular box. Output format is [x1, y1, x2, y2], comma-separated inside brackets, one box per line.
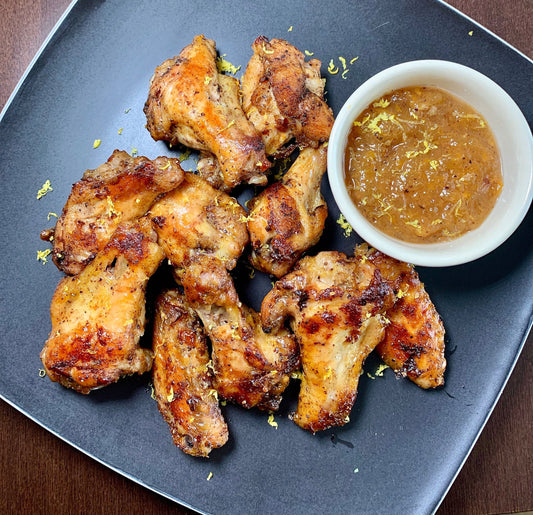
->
[323, 367, 332, 380]
[37, 179, 53, 199]
[366, 112, 398, 134]
[353, 468, 359, 474]
[147, 382, 156, 400]
[38, 369, 46, 378]
[468, 30, 473, 36]
[93, 139, 101, 149]
[166, 387, 174, 403]
[118, 128, 123, 135]
[353, 114, 371, 127]
[207, 472, 213, 481]
[405, 139, 437, 158]
[344, 414, 350, 423]
[373, 98, 391, 108]
[37, 249, 51, 264]
[366, 372, 375, 380]
[405, 219, 421, 231]
[339, 56, 347, 70]
[380, 314, 391, 325]
[396, 287, 408, 299]
[374, 363, 389, 377]
[429, 160, 439, 170]
[123, 318, 134, 327]
[288, 25, 293, 32]
[261, 42, 275, 55]
[158, 160, 171, 170]
[267, 412, 278, 429]
[304, 50, 314, 56]
[220, 400, 227, 406]
[217, 54, 241, 75]
[124, 108, 131, 113]
[106, 196, 120, 218]
[218, 120, 236, 134]
[179, 149, 191, 162]
[131, 147, 138, 156]
[327, 59, 339, 75]
[350, 56, 359, 64]
[47, 212, 58, 221]
[291, 370, 303, 380]
[431, 218, 442, 225]
[208, 389, 219, 401]
[337, 213, 354, 237]
[204, 75, 212, 85]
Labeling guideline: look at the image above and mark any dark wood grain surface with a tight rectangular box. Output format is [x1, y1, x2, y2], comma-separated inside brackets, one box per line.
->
[1, 1, 531, 513]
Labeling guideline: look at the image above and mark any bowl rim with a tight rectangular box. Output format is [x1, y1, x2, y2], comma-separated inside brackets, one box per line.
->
[327, 59, 533, 267]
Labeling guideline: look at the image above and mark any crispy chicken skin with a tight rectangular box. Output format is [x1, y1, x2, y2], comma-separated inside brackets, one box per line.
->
[152, 290, 228, 457]
[247, 145, 328, 277]
[40, 218, 164, 394]
[357, 245, 446, 388]
[242, 36, 334, 156]
[144, 35, 270, 191]
[261, 251, 394, 432]
[148, 174, 298, 410]
[49, 150, 184, 275]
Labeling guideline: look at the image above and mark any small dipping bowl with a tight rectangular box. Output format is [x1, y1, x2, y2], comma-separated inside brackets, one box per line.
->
[328, 60, 533, 267]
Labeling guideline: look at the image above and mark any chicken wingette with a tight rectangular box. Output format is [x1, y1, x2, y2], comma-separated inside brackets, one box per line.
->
[247, 145, 328, 277]
[49, 150, 183, 275]
[40, 218, 164, 393]
[144, 34, 270, 191]
[261, 251, 394, 432]
[152, 289, 228, 456]
[242, 36, 334, 156]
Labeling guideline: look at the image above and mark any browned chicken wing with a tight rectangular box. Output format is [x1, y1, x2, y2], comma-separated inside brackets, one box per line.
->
[148, 174, 298, 410]
[357, 245, 446, 388]
[261, 251, 394, 432]
[152, 289, 228, 456]
[40, 218, 164, 393]
[242, 36, 334, 156]
[49, 149, 183, 275]
[247, 145, 328, 277]
[144, 34, 270, 191]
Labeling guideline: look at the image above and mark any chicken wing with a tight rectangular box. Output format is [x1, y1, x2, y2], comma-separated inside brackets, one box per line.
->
[152, 289, 228, 456]
[261, 251, 394, 432]
[49, 149, 183, 275]
[40, 218, 164, 393]
[356, 245, 446, 388]
[247, 145, 328, 277]
[242, 36, 334, 156]
[144, 34, 270, 191]
[148, 174, 298, 410]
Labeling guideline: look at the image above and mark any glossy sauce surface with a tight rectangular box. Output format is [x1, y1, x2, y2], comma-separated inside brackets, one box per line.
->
[344, 86, 503, 243]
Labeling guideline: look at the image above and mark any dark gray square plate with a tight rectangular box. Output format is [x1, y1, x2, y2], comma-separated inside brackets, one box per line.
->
[1, 1, 532, 513]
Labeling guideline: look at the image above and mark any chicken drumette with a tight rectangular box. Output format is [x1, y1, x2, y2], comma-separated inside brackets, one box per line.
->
[242, 36, 334, 156]
[152, 289, 228, 457]
[148, 173, 298, 410]
[144, 35, 270, 191]
[40, 218, 164, 393]
[261, 251, 394, 432]
[247, 145, 328, 277]
[48, 150, 184, 275]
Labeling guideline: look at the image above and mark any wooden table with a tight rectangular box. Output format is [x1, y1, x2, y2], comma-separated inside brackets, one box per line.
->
[1, 1, 531, 513]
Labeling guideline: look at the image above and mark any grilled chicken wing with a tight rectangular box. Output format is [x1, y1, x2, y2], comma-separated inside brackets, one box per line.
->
[242, 36, 334, 156]
[40, 218, 164, 393]
[247, 145, 328, 277]
[148, 174, 298, 410]
[48, 150, 183, 275]
[357, 245, 446, 388]
[144, 34, 270, 191]
[152, 289, 228, 456]
[261, 251, 394, 432]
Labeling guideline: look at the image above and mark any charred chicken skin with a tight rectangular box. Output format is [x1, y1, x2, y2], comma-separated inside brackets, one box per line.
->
[152, 289, 228, 457]
[40, 218, 164, 393]
[242, 36, 334, 156]
[357, 245, 446, 388]
[144, 34, 270, 191]
[49, 150, 184, 276]
[247, 145, 328, 277]
[261, 251, 394, 432]
[148, 173, 298, 410]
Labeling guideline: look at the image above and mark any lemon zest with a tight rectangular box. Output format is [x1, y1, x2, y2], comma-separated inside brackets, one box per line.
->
[37, 180, 53, 199]
[267, 412, 278, 429]
[47, 212, 58, 221]
[118, 128, 123, 135]
[207, 472, 213, 481]
[37, 249, 51, 264]
[327, 59, 339, 74]
[93, 139, 101, 149]
[304, 50, 314, 56]
[106, 196, 120, 218]
[217, 54, 241, 74]
[336, 213, 353, 237]
[159, 160, 171, 170]
[288, 26, 293, 32]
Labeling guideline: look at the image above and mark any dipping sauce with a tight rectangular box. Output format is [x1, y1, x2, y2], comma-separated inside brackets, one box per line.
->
[344, 86, 503, 243]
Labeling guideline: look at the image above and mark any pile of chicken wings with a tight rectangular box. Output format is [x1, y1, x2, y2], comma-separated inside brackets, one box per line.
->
[40, 35, 445, 457]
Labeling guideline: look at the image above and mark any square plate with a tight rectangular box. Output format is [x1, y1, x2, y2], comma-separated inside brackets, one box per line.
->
[1, 1, 532, 513]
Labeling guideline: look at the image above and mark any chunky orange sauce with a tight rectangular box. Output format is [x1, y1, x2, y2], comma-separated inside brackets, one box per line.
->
[344, 86, 503, 243]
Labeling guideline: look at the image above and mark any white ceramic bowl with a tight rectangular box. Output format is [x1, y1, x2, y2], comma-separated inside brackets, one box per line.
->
[328, 60, 533, 267]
